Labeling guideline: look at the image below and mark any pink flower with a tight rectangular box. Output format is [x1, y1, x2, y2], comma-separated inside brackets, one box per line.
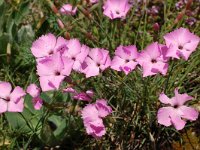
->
[0, 82, 26, 114]
[137, 42, 169, 77]
[81, 104, 106, 138]
[63, 88, 94, 102]
[82, 48, 111, 78]
[103, 0, 132, 19]
[27, 84, 40, 98]
[164, 28, 200, 60]
[157, 88, 199, 130]
[111, 45, 139, 75]
[27, 84, 43, 110]
[95, 99, 112, 118]
[81, 100, 112, 138]
[60, 4, 77, 15]
[63, 39, 90, 72]
[31, 33, 68, 58]
[90, 0, 99, 3]
[73, 90, 94, 102]
[36, 52, 74, 91]
[63, 87, 77, 94]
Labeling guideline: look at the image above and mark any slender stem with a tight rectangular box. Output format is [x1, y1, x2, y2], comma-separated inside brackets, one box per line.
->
[164, 60, 175, 93]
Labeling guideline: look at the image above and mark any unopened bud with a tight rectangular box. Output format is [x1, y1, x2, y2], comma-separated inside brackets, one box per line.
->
[153, 23, 160, 31]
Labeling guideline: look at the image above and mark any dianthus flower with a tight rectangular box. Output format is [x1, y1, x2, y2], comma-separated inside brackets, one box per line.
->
[60, 4, 77, 15]
[63, 39, 89, 72]
[81, 99, 112, 138]
[164, 27, 200, 60]
[137, 42, 169, 77]
[82, 48, 111, 78]
[103, 0, 132, 19]
[0, 82, 26, 113]
[36, 52, 73, 91]
[157, 88, 199, 130]
[111, 45, 139, 75]
[31, 33, 67, 58]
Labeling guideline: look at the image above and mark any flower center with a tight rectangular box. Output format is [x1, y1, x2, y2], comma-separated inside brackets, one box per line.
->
[151, 59, 157, 63]
[174, 104, 179, 109]
[116, 11, 120, 14]
[55, 71, 61, 76]
[72, 57, 76, 61]
[48, 50, 54, 55]
[4, 96, 10, 102]
[178, 45, 183, 50]
[97, 63, 101, 67]
[125, 59, 130, 63]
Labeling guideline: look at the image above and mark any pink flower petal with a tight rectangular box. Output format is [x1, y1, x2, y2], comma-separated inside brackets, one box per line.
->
[170, 110, 186, 130]
[95, 99, 112, 118]
[63, 87, 77, 94]
[159, 92, 172, 105]
[73, 92, 92, 102]
[157, 107, 173, 127]
[178, 106, 199, 121]
[31, 33, 57, 58]
[27, 84, 40, 98]
[39, 75, 65, 91]
[10, 86, 26, 103]
[0, 99, 8, 113]
[174, 88, 193, 106]
[32, 97, 43, 110]
[0, 82, 12, 99]
[7, 98, 24, 112]
[60, 4, 77, 15]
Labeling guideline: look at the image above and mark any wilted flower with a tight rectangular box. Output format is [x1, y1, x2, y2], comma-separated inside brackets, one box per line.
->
[60, 4, 77, 15]
[64, 88, 94, 102]
[0, 82, 26, 113]
[111, 45, 139, 75]
[175, 1, 184, 10]
[148, 6, 159, 15]
[82, 48, 111, 78]
[37, 52, 74, 91]
[157, 88, 199, 130]
[164, 27, 200, 60]
[27, 84, 43, 110]
[73, 90, 94, 102]
[31, 33, 68, 58]
[137, 42, 169, 77]
[186, 17, 197, 26]
[103, 0, 132, 19]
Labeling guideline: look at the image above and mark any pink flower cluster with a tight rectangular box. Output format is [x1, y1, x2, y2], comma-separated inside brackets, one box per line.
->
[81, 99, 112, 138]
[31, 28, 199, 92]
[0, 27, 199, 139]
